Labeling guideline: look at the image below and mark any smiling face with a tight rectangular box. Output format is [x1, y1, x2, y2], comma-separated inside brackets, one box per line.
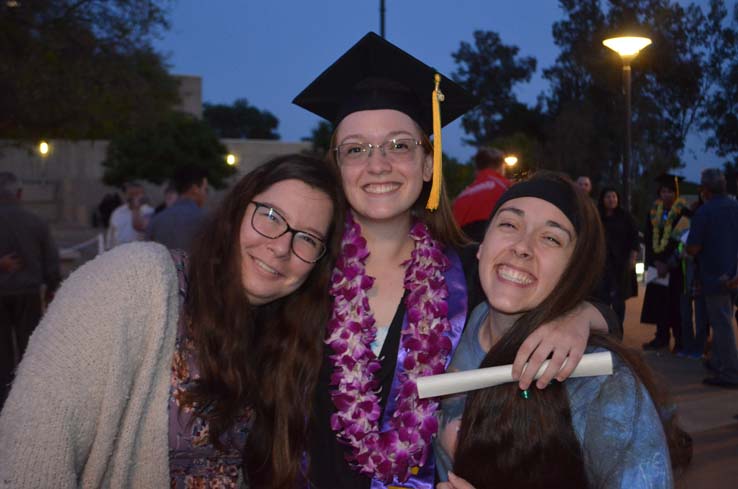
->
[602, 190, 618, 211]
[238, 179, 333, 305]
[334, 109, 432, 225]
[659, 187, 676, 208]
[477, 197, 576, 314]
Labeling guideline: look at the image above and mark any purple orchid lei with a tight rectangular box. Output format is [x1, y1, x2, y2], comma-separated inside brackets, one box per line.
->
[325, 212, 453, 482]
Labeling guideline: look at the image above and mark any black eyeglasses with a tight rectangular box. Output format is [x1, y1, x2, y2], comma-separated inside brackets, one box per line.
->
[250, 202, 327, 263]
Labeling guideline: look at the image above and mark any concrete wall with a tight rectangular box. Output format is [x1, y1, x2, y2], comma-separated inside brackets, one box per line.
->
[0, 138, 312, 225]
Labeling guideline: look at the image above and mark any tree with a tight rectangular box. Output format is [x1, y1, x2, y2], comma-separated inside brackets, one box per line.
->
[302, 120, 334, 158]
[443, 153, 475, 200]
[0, 0, 180, 141]
[539, 0, 738, 220]
[102, 111, 236, 189]
[203, 99, 280, 139]
[703, 2, 738, 163]
[451, 31, 539, 146]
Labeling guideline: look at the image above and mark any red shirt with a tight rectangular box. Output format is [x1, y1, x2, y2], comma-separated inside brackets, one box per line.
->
[452, 168, 511, 227]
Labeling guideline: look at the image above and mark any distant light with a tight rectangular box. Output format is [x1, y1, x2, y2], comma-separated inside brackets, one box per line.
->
[603, 36, 652, 58]
[226, 153, 237, 166]
[6, 1, 20, 7]
[635, 262, 645, 275]
[39, 141, 50, 156]
[504, 155, 518, 167]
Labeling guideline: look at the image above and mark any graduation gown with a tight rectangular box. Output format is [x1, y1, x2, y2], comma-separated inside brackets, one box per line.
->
[306, 248, 472, 489]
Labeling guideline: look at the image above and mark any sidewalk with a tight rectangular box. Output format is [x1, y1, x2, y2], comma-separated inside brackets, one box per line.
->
[623, 289, 738, 488]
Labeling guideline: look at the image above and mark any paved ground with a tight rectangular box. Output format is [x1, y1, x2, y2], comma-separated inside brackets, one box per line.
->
[622, 290, 738, 488]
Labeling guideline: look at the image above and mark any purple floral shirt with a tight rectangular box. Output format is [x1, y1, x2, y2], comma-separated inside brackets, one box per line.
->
[168, 251, 252, 488]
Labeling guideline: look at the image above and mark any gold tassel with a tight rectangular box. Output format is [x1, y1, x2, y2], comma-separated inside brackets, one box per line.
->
[426, 73, 444, 210]
[674, 175, 680, 198]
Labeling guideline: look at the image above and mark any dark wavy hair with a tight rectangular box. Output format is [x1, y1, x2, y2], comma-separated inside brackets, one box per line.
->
[328, 125, 469, 249]
[181, 154, 346, 488]
[453, 172, 691, 488]
[597, 186, 624, 218]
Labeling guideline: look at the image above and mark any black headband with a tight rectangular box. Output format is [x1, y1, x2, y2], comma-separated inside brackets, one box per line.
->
[491, 178, 580, 233]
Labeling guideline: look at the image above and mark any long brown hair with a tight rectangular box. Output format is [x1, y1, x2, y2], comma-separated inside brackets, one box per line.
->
[328, 124, 469, 249]
[182, 154, 346, 488]
[453, 172, 690, 488]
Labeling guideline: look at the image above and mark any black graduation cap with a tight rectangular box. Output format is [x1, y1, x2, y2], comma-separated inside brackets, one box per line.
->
[292, 32, 478, 210]
[292, 32, 477, 133]
[655, 172, 685, 195]
[655, 173, 685, 188]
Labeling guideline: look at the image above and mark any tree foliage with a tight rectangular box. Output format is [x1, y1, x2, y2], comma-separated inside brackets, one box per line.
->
[301, 120, 334, 158]
[542, 0, 738, 217]
[450, 1, 738, 220]
[443, 153, 475, 200]
[703, 2, 738, 162]
[202, 98, 280, 139]
[0, 0, 179, 141]
[451, 31, 539, 146]
[102, 112, 235, 189]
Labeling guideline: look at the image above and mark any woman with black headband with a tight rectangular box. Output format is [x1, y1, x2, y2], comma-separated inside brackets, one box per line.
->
[435, 172, 691, 489]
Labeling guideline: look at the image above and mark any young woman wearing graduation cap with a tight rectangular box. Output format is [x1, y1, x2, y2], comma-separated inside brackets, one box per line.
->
[293, 33, 617, 489]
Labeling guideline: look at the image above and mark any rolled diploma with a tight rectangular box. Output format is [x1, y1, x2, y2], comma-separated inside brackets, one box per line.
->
[416, 351, 613, 399]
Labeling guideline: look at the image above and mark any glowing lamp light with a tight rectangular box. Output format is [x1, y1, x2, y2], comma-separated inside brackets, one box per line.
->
[39, 141, 50, 156]
[602, 36, 652, 59]
[504, 155, 518, 167]
[226, 153, 237, 166]
[635, 262, 645, 275]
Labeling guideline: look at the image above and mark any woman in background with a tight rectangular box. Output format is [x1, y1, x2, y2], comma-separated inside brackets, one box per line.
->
[596, 187, 639, 329]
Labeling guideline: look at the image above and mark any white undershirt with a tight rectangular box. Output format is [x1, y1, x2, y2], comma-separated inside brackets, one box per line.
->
[371, 325, 390, 357]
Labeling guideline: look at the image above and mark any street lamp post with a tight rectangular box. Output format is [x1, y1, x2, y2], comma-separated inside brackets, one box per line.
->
[603, 36, 652, 211]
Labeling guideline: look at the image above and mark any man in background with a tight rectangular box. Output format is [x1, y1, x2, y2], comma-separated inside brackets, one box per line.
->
[452, 147, 511, 242]
[577, 175, 593, 196]
[106, 181, 153, 249]
[0, 172, 60, 407]
[146, 166, 208, 252]
[687, 168, 738, 388]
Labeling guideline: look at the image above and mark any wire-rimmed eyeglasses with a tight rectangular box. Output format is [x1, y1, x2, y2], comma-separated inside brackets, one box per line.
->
[250, 202, 327, 263]
[334, 138, 422, 166]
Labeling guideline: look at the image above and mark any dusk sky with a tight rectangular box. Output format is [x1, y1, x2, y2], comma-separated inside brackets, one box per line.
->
[154, 0, 721, 182]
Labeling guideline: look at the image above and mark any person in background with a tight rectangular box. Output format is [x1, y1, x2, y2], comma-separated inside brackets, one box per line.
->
[0, 155, 346, 488]
[641, 174, 688, 352]
[576, 175, 593, 196]
[452, 147, 511, 242]
[155, 183, 179, 214]
[687, 168, 738, 388]
[436, 172, 691, 489]
[106, 181, 153, 248]
[146, 166, 209, 252]
[596, 187, 639, 330]
[0, 171, 61, 409]
[293, 32, 617, 489]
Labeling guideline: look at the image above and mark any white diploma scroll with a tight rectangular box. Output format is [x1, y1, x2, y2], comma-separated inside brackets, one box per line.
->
[416, 351, 613, 399]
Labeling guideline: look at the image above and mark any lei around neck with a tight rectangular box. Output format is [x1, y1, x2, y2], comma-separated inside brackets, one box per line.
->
[650, 197, 687, 254]
[325, 212, 452, 482]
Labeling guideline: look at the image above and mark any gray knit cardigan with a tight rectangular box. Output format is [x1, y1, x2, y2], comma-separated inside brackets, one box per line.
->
[0, 242, 180, 488]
